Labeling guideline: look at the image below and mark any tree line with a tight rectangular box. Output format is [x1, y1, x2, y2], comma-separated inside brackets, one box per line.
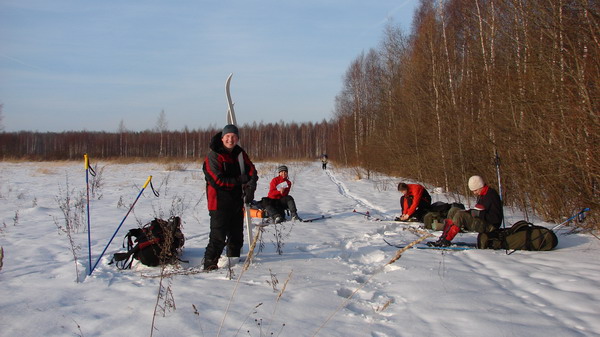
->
[0, 0, 597, 228]
[0, 121, 332, 161]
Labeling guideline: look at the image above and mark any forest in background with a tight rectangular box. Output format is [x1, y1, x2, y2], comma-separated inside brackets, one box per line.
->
[0, 0, 597, 228]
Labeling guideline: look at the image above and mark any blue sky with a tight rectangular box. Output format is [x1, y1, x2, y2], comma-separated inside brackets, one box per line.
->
[0, 0, 418, 132]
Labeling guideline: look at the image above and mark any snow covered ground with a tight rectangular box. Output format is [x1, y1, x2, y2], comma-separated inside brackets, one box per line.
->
[0, 160, 598, 337]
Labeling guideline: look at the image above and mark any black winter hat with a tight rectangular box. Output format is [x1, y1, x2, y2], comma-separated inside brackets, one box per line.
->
[221, 124, 239, 137]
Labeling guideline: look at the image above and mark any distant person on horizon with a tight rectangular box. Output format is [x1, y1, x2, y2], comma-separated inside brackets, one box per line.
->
[261, 165, 302, 223]
[430, 175, 503, 247]
[202, 124, 258, 271]
[396, 182, 431, 222]
[321, 154, 328, 170]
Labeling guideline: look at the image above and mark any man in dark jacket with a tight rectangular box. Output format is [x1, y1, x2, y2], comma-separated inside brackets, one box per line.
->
[202, 124, 258, 270]
[431, 175, 503, 247]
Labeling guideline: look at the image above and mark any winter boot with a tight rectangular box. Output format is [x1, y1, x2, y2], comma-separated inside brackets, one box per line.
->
[428, 219, 459, 247]
[218, 256, 240, 269]
[444, 222, 460, 242]
[428, 238, 452, 247]
[203, 258, 218, 271]
[291, 212, 302, 221]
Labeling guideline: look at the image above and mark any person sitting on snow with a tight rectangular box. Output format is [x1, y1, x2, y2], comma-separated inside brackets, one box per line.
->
[396, 182, 432, 222]
[261, 165, 302, 223]
[430, 175, 503, 247]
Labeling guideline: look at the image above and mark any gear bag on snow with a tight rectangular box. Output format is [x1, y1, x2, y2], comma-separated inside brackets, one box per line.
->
[111, 216, 185, 269]
[245, 200, 267, 219]
[477, 220, 558, 251]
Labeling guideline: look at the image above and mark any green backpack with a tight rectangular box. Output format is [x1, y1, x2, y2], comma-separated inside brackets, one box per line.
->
[477, 220, 558, 251]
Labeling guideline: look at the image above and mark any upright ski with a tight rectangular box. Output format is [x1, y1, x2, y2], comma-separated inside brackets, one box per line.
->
[226, 74, 237, 125]
[225, 73, 254, 251]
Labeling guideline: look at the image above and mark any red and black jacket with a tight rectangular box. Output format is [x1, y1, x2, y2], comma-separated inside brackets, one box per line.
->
[400, 184, 431, 217]
[474, 185, 503, 228]
[202, 132, 258, 211]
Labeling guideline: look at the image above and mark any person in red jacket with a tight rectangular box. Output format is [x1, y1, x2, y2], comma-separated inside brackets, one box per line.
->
[430, 175, 503, 247]
[202, 124, 258, 270]
[261, 165, 301, 223]
[397, 183, 432, 222]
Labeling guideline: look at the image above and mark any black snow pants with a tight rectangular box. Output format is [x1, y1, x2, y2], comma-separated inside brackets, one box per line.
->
[204, 208, 244, 265]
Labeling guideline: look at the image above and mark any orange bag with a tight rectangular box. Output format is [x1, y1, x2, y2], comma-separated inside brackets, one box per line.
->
[246, 207, 266, 219]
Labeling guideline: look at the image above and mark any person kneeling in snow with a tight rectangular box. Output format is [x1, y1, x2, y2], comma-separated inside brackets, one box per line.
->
[396, 182, 432, 222]
[261, 165, 302, 223]
[430, 175, 503, 247]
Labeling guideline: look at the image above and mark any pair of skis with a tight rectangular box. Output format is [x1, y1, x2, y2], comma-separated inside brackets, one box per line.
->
[255, 215, 332, 227]
[352, 209, 388, 221]
[352, 208, 472, 250]
[353, 209, 421, 225]
[302, 215, 332, 222]
[383, 238, 477, 251]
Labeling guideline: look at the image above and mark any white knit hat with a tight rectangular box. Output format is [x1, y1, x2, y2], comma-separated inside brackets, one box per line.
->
[468, 175, 485, 191]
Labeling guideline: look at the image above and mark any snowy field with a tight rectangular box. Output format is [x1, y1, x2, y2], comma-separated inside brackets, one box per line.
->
[0, 160, 598, 337]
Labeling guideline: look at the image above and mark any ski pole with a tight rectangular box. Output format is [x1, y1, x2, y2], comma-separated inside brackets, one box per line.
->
[551, 208, 590, 231]
[90, 175, 153, 274]
[353, 209, 370, 217]
[494, 150, 506, 230]
[84, 154, 92, 275]
[352, 209, 386, 221]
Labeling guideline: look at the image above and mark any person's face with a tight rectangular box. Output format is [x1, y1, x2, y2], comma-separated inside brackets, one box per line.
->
[222, 133, 239, 151]
[400, 189, 408, 196]
[471, 187, 483, 196]
[279, 170, 288, 178]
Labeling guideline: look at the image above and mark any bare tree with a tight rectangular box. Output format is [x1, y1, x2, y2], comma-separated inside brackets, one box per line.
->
[118, 119, 128, 157]
[0, 103, 5, 132]
[155, 110, 168, 157]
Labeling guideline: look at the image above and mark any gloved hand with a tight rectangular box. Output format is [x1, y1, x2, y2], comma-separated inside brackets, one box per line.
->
[244, 185, 255, 204]
[237, 174, 250, 185]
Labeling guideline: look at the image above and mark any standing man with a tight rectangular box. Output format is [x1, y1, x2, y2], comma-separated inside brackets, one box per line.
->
[397, 182, 432, 222]
[261, 165, 302, 223]
[430, 175, 503, 247]
[202, 124, 258, 271]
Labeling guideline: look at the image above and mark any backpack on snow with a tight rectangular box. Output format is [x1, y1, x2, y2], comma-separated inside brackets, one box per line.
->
[111, 216, 185, 269]
[477, 220, 558, 251]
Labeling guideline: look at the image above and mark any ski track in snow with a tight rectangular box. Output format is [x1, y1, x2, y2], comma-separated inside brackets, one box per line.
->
[324, 168, 392, 220]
